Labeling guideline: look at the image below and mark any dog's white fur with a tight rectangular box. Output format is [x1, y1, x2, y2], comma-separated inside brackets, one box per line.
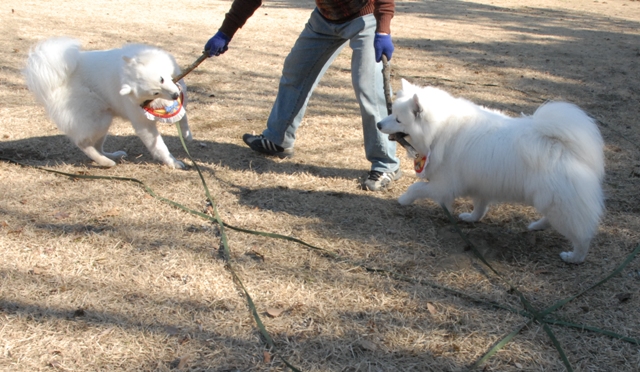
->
[23, 37, 192, 168]
[378, 79, 605, 263]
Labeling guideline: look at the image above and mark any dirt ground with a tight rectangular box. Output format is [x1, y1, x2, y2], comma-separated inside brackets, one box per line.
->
[1, 0, 640, 371]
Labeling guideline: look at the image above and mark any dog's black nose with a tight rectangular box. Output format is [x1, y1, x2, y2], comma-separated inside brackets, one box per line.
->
[376, 122, 382, 130]
[171, 92, 179, 100]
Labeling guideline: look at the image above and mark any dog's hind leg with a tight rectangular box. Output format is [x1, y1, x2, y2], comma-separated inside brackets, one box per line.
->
[74, 127, 120, 167]
[67, 111, 122, 167]
[77, 141, 118, 167]
[559, 239, 591, 264]
[459, 199, 489, 222]
[544, 205, 598, 264]
[95, 134, 127, 161]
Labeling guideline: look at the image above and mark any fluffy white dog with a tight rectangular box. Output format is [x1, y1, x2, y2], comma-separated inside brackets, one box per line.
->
[23, 37, 192, 168]
[378, 79, 605, 263]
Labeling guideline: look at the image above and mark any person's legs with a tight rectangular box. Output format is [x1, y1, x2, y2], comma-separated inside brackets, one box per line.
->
[262, 9, 347, 149]
[345, 14, 400, 175]
[244, 10, 401, 190]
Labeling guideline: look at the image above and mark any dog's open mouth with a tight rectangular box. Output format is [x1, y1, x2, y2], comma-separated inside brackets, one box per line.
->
[388, 132, 407, 142]
[388, 132, 418, 158]
[140, 87, 185, 124]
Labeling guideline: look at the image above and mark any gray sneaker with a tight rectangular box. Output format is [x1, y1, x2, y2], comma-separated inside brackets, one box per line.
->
[242, 134, 294, 158]
[363, 169, 402, 191]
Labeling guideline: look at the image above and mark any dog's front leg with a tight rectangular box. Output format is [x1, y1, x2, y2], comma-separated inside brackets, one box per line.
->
[397, 181, 437, 204]
[176, 80, 192, 141]
[398, 182, 427, 205]
[399, 181, 454, 211]
[178, 116, 192, 142]
[131, 119, 185, 169]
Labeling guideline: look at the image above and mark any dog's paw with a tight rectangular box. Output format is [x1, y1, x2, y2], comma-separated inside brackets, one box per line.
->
[104, 151, 127, 160]
[398, 194, 415, 206]
[95, 158, 117, 167]
[171, 159, 187, 170]
[458, 212, 478, 222]
[560, 251, 585, 264]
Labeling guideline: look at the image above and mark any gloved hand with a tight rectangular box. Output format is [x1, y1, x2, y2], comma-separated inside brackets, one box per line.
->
[205, 31, 230, 57]
[374, 33, 394, 62]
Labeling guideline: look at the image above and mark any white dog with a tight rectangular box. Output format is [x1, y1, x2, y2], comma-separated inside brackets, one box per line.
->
[23, 37, 192, 168]
[378, 79, 605, 263]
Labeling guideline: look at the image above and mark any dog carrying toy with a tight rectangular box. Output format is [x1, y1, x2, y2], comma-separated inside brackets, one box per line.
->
[381, 55, 425, 176]
[140, 53, 208, 124]
[141, 85, 186, 124]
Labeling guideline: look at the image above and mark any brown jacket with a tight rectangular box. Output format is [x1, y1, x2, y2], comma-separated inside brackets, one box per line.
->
[219, 0, 394, 38]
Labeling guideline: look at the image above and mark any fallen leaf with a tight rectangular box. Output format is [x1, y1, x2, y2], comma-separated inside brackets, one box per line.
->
[616, 293, 632, 303]
[98, 328, 113, 338]
[266, 307, 284, 318]
[359, 339, 377, 351]
[427, 302, 437, 315]
[177, 355, 189, 370]
[165, 326, 180, 336]
[263, 351, 271, 363]
[53, 211, 70, 220]
[9, 227, 23, 234]
[29, 267, 45, 275]
[246, 250, 265, 261]
[515, 362, 523, 368]
[102, 208, 120, 217]
[47, 360, 62, 369]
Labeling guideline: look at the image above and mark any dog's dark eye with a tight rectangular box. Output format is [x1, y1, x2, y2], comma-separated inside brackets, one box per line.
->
[160, 77, 164, 84]
[154, 92, 159, 96]
[396, 118, 401, 124]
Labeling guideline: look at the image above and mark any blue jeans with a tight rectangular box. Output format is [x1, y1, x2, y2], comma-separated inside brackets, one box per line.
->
[261, 9, 400, 173]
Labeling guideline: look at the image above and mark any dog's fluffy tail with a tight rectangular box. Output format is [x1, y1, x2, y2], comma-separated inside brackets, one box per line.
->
[531, 101, 605, 180]
[23, 37, 81, 108]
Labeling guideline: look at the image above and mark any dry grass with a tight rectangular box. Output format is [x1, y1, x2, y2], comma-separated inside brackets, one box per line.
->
[1, 0, 640, 371]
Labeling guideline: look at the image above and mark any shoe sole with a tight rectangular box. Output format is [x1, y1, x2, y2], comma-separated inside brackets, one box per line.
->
[248, 143, 294, 159]
[243, 135, 294, 159]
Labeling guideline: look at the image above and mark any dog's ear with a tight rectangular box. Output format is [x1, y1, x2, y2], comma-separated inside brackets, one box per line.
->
[119, 84, 132, 96]
[401, 78, 412, 92]
[411, 94, 424, 117]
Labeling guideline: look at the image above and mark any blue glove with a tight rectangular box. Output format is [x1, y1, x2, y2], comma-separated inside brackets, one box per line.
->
[205, 31, 230, 57]
[374, 33, 394, 62]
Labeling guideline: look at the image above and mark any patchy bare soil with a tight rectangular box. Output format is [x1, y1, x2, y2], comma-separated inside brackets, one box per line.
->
[1, 0, 640, 371]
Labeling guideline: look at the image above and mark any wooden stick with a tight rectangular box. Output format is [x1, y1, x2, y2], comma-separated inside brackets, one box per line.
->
[173, 52, 208, 83]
